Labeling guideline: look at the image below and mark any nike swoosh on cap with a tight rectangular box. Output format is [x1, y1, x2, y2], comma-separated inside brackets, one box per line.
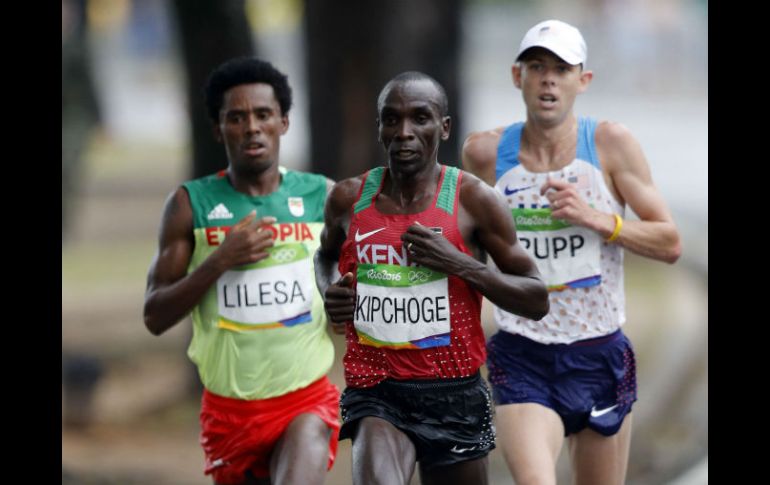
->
[354, 227, 386, 242]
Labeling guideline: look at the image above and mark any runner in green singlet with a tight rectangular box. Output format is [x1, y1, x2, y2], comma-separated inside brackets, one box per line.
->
[143, 57, 340, 485]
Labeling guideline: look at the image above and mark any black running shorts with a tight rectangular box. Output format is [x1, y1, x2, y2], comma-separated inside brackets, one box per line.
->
[339, 372, 495, 468]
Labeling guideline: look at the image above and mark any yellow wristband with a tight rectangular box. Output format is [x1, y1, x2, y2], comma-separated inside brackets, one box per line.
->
[606, 214, 623, 242]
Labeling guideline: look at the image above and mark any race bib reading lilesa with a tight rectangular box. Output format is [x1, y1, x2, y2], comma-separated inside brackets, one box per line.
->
[216, 243, 313, 331]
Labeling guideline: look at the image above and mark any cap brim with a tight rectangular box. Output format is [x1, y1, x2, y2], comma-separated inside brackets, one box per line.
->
[516, 42, 583, 65]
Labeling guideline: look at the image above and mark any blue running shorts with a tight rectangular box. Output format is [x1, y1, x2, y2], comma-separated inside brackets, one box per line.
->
[486, 329, 637, 436]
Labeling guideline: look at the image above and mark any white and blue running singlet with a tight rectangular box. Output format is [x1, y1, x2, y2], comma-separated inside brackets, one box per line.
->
[494, 117, 626, 344]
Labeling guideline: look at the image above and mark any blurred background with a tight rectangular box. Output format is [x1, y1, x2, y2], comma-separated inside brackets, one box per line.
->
[61, 0, 708, 483]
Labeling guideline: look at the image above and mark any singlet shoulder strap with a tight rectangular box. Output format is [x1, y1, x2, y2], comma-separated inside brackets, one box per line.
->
[496, 122, 525, 181]
[576, 116, 601, 169]
[435, 165, 461, 215]
[353, 167, 386, 214]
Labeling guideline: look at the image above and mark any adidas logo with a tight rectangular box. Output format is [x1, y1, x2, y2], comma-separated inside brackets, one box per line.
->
[207, 203, 234, 220]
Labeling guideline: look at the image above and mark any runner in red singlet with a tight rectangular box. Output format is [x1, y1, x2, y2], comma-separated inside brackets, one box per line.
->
[314, 71, 550, 485]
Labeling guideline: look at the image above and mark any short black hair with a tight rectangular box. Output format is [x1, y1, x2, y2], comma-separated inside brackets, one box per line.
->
[377, 71, 449, 117]
[204, 57, 293, 122]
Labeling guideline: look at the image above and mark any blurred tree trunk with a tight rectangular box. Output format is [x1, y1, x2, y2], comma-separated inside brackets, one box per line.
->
[169, 0, 256, 396]
[170, 0, 255, 179]
[304, 0, 462, 180]
[62, 0, 101, 242]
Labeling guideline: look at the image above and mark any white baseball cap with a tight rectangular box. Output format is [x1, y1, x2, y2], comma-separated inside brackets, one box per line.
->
[516, 20, 587, 66]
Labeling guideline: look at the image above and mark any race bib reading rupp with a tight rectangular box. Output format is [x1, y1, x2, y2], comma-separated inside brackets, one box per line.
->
[513, 208, 602, 291]
[354, 263, 450, 349]
[216, 243, 314, 331]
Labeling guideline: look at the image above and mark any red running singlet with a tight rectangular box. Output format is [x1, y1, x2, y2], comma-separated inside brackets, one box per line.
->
[338, 165, 486, 388]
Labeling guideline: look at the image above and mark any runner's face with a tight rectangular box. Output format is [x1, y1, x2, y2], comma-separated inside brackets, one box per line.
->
[377, 80, 450, 174]
[215, 83, 288, 175]
[514, 48, 591, 125]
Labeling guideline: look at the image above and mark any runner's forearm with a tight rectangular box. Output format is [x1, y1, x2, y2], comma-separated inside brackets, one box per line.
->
[314, 250, 340, 299]
[587, 211, 680, 263]
[455, 254, 549, 320]
[144, 255, 228, 335]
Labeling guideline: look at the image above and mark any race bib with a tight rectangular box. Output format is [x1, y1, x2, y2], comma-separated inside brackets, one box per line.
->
[216, 243, 313, 331]
[513, 208, 601, 292]
[354, 263, 450, 349]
